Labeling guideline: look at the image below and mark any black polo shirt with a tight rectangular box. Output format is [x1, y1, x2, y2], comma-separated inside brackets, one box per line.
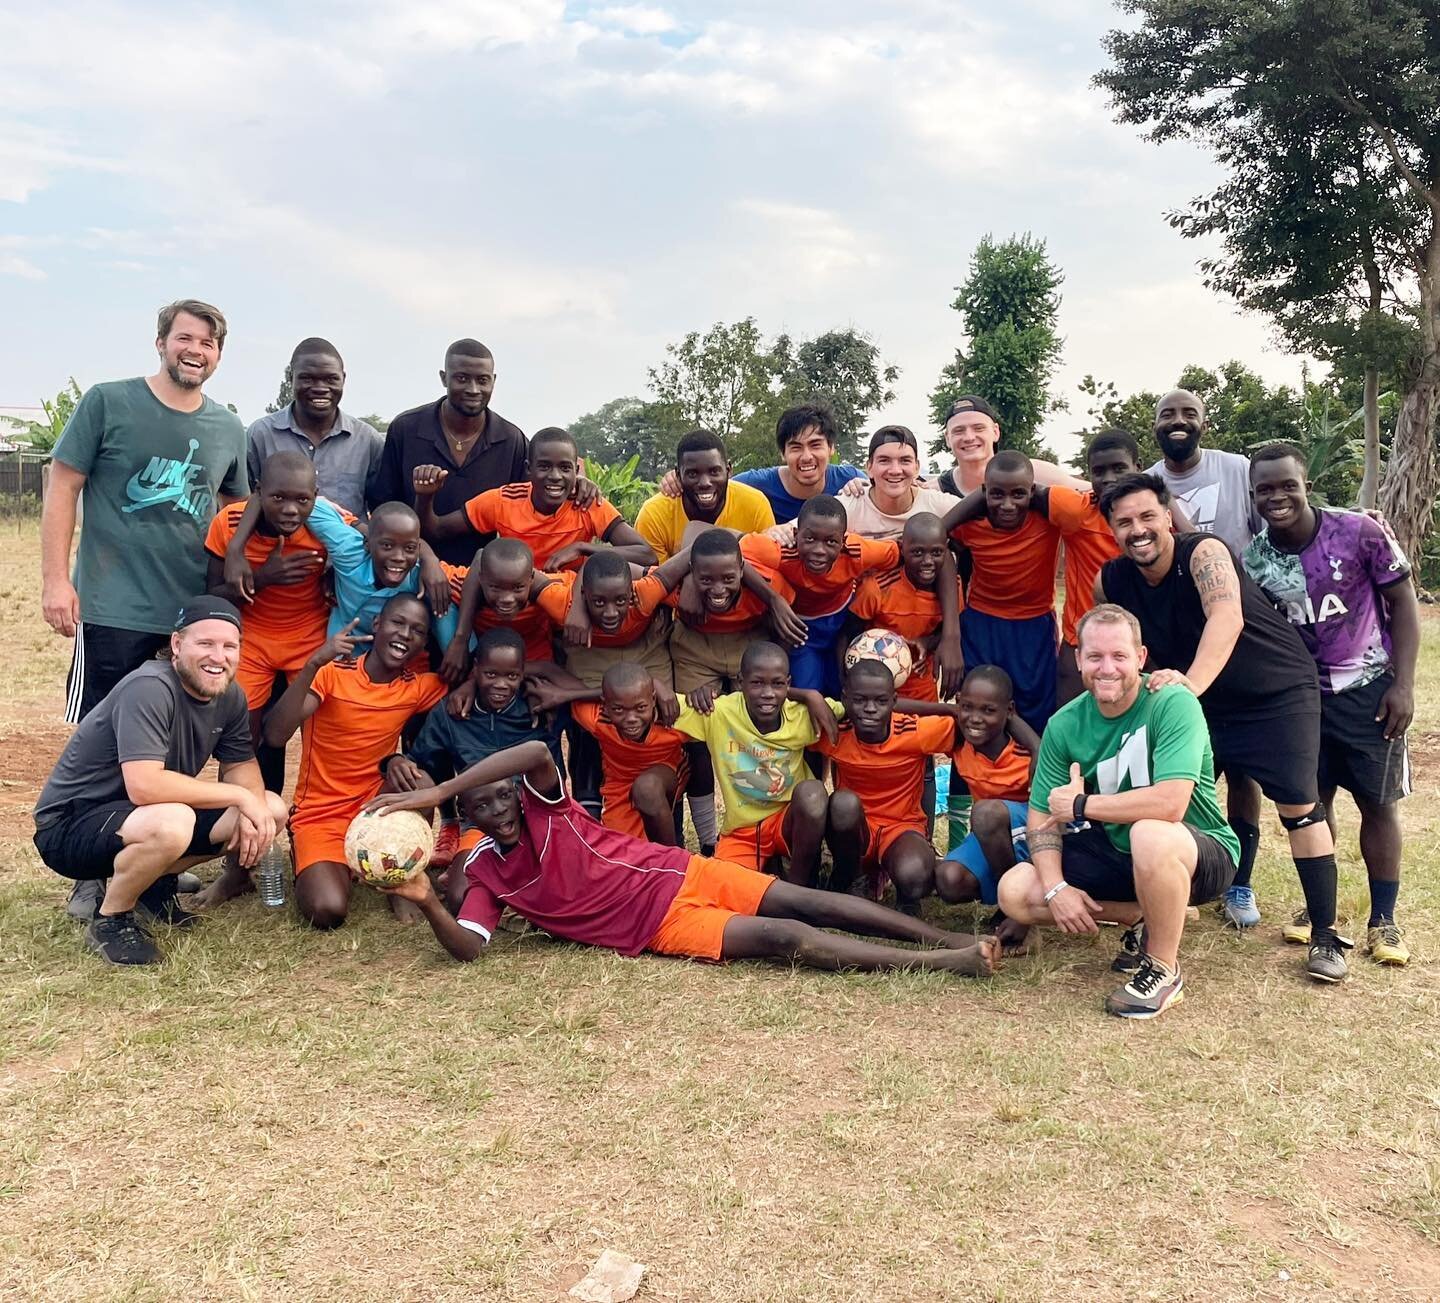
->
[368, 401, 528, 565]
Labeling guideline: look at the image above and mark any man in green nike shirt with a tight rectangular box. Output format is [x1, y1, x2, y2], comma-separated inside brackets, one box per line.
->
[998, 604, 1239, 1020]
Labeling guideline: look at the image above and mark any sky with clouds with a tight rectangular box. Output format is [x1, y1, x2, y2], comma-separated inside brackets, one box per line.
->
[0, 0, 1311, 461]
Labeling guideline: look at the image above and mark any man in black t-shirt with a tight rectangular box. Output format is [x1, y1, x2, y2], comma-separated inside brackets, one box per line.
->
[1096, 473, 1350, 983]
[367, 338, 528, 566]
[32, 598, 289, 967]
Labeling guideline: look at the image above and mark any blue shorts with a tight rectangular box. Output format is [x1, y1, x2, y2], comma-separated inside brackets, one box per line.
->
[943, 799, 1030, 905]
[789, 607, 849, 696]
[960, 608, 1057, 734]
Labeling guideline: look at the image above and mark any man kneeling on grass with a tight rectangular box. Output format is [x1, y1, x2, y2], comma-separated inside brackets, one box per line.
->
[997, 604, 1239, 1019]
[365, 741, 999, 976]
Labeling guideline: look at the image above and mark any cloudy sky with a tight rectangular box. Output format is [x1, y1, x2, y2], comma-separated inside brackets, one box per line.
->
[0, 0, 1308, 460]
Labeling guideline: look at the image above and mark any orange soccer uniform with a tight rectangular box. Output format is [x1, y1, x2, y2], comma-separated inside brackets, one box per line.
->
[740, 533, 899, 618]
[850, 566, 963, 702]
[204, 504, 332, 710]
[952, 486, 1090, 619]
[1059, 496, 1120, 646]
[665, 570, 796, 636]
[447, 566, 559, 664]
[290, 658, 447, 872]
[463, 484, 622, 571]
[951, 736, 1032, 802]
[816, 714, 956, 860]
[534, 570, 670, 647]
[572, 701, 689, 839]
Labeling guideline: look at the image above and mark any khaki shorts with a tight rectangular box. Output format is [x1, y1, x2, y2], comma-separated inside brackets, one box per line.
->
[562, 608, 674, 689]
[669, 618, 753, 693]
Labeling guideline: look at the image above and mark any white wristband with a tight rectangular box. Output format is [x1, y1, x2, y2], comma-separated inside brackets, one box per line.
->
[1042, 881, 1071, 905]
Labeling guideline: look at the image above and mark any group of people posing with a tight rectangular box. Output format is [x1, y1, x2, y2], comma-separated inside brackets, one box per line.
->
[33, 299, 1418, 1020]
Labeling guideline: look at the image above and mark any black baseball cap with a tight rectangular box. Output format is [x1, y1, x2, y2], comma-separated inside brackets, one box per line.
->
[943, 395, 1000, 424]
[173, 595, 243, 632]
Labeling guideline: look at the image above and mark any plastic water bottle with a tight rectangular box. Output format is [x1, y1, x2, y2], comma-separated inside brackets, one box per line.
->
[256, 843, 289, 909]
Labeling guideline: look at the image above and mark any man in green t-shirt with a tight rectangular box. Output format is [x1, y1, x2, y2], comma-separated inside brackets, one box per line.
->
[997, 604, 1239, 1020]
[41, 298, 248, 726]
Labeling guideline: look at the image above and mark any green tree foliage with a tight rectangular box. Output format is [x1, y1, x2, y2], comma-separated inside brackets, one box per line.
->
[928, 234, 1064, 461]
[568, 396, 676, 481]
[778, 330, 899, 464]
[580, 454, 658, 524]
[23, 378, 83, 452]
[1096, 0, 1440, 565]
[265, 366, 294, 415]
[360, 413, 391, 434]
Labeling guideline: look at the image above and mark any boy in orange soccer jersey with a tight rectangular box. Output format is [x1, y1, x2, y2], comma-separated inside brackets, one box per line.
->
[740, 494, 942, 697]
[205, 452, 330, 791]
[412, 426, 656, 571]
[848, 512, 963, 703]
[943, 451, 1091, 731]
[816, 659, 958, 912]
[439, 538, 560, 684]
[257, 594, 450, 929]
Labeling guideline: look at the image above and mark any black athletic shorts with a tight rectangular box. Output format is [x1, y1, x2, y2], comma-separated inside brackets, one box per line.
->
[64, 623, 170, 724]
[1208, 691, 1321, 808]
[1059, 822, 1237, 907]
[1318, 674, 1411, 805]
[33, 802, 227, 881]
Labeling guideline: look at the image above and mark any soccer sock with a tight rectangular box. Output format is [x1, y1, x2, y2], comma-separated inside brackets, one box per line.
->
[1294, 854, 1338, 936]
[1228, 818, 1261, 889]
[257, 741, 287, 795]
[689, 793, 718, 849]
[1368, 877, 1400, 926]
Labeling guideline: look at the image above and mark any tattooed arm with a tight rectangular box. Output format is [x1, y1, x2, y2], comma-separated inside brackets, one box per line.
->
[1150, 538, 1243, 696]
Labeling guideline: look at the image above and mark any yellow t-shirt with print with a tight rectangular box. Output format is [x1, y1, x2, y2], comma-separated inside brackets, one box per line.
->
[674, 692, 842, 833]
[634, 482, 777, 563]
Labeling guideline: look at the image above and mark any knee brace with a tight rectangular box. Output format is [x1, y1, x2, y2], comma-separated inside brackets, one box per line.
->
[1279, 804, 1326, 831]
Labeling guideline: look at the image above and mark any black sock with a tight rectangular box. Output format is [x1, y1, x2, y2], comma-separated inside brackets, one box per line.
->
[257, 740, 287, 795]
[1228, 818, 1260, 889]
[1368, 877, 1400, 926]
[1294, 854, 1338, 935]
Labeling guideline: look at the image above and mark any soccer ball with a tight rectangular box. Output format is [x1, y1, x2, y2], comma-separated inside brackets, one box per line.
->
[844, 627, 913, 689]
[344, 809, 435, 887]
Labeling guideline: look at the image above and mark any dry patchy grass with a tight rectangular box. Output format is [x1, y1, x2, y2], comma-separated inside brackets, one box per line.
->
[2, 524, 1439, 1301]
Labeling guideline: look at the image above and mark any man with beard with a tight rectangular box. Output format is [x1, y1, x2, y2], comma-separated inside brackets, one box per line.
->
[1098, 474, 1352, 983]
[997, 605, 1239, 1019]
[31, 598, 287, 966]
[634, 429, 776, 561]
[41, 300, 249, 724]
[367, 339, 527, 566]
[1147, 389, 1261, 557]
[245, 338, 383, 518]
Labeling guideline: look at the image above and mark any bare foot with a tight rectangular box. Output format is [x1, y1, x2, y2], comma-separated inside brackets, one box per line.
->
[992, 916, 1033, 956]
[931, 935, 1000, 977]
[388, 893, 424, 926]
[189, 861, 253, 910]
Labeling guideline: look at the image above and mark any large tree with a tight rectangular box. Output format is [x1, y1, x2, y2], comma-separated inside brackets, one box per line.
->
[928, 233, 1064, 460]
[778, 329, 899, 464]
[567, 396, 676, 480]
[1097, 0, 1440, 562]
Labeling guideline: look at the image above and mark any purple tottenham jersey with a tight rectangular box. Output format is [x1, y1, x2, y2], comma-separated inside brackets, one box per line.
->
[1242, 509, 1410, 694]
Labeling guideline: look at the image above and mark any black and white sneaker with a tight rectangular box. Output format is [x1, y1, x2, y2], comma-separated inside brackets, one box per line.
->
[85, 911, 162, 966]
[1306, 930, 1353, 984]
[1105, 955, 1184, 1019]
[65, 878, 104, 921]
[1111, 921, 1147, 974]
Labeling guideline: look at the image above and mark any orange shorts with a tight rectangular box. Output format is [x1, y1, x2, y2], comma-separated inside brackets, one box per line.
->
[865, 820, 930, 866]
[290, 816, 353, 875]
[600, 757, 688, 840]
[715, 807, 790, 871]
[235, 636, 321, 712]
[903, 660, 938, 703]
[645, 854, 775, 961]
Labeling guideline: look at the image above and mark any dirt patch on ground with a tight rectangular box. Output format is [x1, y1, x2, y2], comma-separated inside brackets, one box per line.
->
[0, 704, 70, 839]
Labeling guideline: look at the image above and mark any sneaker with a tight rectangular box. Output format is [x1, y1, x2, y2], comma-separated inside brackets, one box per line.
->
[430, 818, 460, 871]
[1105, 956, 1185, 1019]
[85, 911, 161, 965]
[175, 871, 204, 894]
[65, 878, 104, 921]
[1306, 930, 1352, 983]
[1111, 921, 1147, 974]
[700, 843, 716, 858]
[1282, 909, 1312, 945]
[134, 878, 202, 929]
[1366, 920, 1409, 966]
[1218, 885, 1261, 929]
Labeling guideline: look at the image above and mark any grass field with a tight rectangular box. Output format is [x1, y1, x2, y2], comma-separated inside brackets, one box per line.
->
[2, 521, 1438, 1301]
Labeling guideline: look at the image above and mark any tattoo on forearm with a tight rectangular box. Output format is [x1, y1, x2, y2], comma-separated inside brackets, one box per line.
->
[1192, 543, 1239, 614]
[1030, 827, 1062, 855]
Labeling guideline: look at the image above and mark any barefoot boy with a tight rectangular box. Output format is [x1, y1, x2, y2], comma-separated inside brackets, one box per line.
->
[368, 741, 999, 977]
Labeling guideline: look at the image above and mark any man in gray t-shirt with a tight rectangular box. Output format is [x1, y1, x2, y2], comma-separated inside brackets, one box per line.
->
[33, 598, 288, 967]
[1146, 388, 1261, 557]
[40, 299, 248, 725]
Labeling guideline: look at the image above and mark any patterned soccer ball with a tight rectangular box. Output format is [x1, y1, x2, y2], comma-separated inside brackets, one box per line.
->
[344, 809, 435, 887]
[844, 627, 914, 689]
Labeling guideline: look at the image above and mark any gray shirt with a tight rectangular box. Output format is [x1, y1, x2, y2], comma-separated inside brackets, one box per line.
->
[246, 404, 384, 518]
[53, 378, 248, 633]
[34, 661, 253, 828]
[1147, 448, 1262, 557]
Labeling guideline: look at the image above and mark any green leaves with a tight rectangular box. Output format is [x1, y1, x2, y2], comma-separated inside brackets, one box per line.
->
[22, 378, 82, 453]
